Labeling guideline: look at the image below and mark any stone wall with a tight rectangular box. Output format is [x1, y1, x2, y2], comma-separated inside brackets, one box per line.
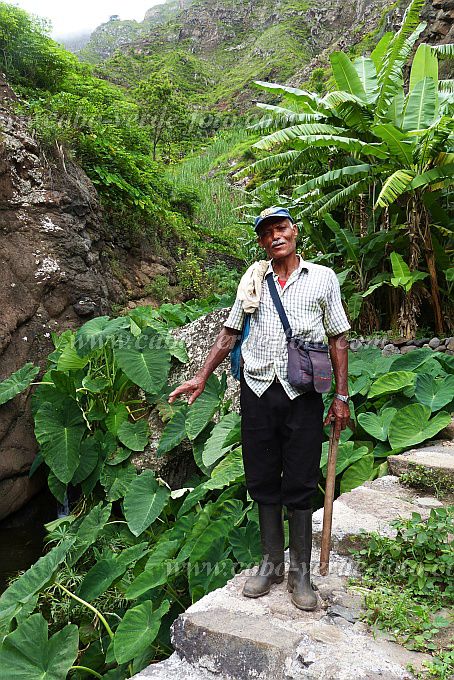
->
[349, 335, 454, 356]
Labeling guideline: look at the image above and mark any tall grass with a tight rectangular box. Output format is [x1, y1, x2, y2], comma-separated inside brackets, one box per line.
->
[166, 129, 255, 258]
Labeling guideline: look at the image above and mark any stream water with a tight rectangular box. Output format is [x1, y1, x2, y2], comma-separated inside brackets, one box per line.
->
[0, 489, 56, 593]
[0, 526, 45, 592]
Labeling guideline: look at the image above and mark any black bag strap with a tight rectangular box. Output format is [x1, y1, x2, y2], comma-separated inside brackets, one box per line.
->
[266, 272, 292, 341]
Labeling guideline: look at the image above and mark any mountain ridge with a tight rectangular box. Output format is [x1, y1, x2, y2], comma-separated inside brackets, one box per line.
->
[76, 0, 407, 109]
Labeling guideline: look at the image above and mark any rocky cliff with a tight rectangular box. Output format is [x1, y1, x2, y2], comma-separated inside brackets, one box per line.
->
[0, 78, 177, 521]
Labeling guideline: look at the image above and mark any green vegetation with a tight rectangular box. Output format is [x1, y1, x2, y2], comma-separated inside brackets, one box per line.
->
[399, 464, 453, 500]
[0, 1, 453, 677]
[238, 0, 454, 338]
[0, 309, 451, 676]
[1, 307, 453, 676]
[0, 2, 229, 266]
[350, 507, 453, 679]
[166, 130, 259, 256]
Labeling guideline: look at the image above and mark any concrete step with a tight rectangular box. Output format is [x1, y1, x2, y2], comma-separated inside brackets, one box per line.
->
[134, 545, 431, 680]
[312, 474, 450, 556]
[132, 652, 230, 679]
[387, 441, 454, 493]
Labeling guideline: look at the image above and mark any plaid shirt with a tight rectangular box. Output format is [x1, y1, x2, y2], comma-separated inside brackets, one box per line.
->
[224, 255, 351, 399]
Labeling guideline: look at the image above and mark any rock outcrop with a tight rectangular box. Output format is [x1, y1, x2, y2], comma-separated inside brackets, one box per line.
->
[0, 78, 177, 521]
[0, 76, 121, 520]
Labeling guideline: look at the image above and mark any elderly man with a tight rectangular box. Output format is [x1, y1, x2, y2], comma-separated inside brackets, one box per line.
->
[169, 207, 351, 611]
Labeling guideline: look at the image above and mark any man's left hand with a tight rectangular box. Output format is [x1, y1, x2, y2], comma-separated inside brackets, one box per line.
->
[323, 398, 352, 439]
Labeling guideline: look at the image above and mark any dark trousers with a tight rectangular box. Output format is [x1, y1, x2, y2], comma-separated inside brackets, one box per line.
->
[240, 371, 324, 510]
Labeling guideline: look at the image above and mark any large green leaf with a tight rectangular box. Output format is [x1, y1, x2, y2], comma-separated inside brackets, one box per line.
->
[0, 363, 39, 406]
[68, 502, 111, 565]
[358, 408, 397, 441]
[408, 164, 454, 191]
[114, 600, 170, 664]
[117, 419, 149, 451]
[324, 214, 360, 262]
[156, 406, 188, 456]
[185, 373, 221, 440]
[388, 252, 428, 291]
[0, 614, 78, 680]
[202, 412, 241, 467]
[125, 562, 176, 599]
[56, 342, 89, 371]
[391, 348, 434, 372]
[78, 543, 148, 601]
[189, 557, 234, 603]
[347, 292, 363, 320]
[388, 403, 451, 449]
[124, 470, 171, 536]
[114, 342, 171, 394]
[0, 540, 74, 633]
[410, 44, 438, 92]
[330, 51, 367, 100]
[414, 374, 454, 412]
[106, 446, 133, 466]
[163, 335, 189, 363]
[375, 0, 426, 117]
[352, 56, 378, 103]
[34, 401, 85, 483]
[368, 371, 416, 398]
[47, 472, 66, 504]
[294, 164, 371, 198]
[143, 539, 181, 570]
[176, 451, 245, 520]
[81, 376, 110, 393]
[75, 316, 129, 357]
[293, 134, 388, 159]
[72, 436, 101, 484]
[402, 77, 437, 131]
[252, 81, 321, 109]
[320, 441, 369, 477]
[370, 32, 394, 70]
[385, 90, 405, 128]
[371, 124, 413, 165]
[189, 515, 234, 565]
[340, 454, 374, 494]
[100, 461, 136, 501]
[228, 523, 261, 566]
[375, 170, 415, 208]
[204, 448, 245, 490]
[105, 403, 129, 436]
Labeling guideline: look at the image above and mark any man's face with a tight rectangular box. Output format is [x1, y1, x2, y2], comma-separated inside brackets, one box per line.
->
[257, 217, 298, 260]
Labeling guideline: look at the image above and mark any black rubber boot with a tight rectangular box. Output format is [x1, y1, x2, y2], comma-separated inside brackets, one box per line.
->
[287, 507, 318, 611]
[242, 503, 285, 598]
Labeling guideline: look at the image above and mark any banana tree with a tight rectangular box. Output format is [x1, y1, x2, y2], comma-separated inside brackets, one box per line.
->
[237, 0, 453, 338]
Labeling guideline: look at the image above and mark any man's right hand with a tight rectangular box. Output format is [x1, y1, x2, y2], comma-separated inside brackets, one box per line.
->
[168, 376, 206, 405]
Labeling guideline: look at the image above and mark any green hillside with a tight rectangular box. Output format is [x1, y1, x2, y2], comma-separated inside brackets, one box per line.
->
[78, 0, 401, 109]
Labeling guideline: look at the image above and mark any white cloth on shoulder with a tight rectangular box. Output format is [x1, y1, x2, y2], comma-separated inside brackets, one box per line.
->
[236, 260, 270, 313]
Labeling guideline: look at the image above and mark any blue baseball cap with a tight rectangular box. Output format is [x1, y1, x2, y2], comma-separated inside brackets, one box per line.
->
[254, 206, 295, 233]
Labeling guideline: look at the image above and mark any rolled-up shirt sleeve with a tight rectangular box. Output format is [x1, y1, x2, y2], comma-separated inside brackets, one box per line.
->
[322, 269, 351, 337]
[224, 297, 245, 331]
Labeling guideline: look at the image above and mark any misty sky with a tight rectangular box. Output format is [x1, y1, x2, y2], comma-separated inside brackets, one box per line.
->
[6, 0, 163, 38]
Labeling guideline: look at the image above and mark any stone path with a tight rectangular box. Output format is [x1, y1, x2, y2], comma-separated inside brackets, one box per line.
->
[134, 443, 453, 680]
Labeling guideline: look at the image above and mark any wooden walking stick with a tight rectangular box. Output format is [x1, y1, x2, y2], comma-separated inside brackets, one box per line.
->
[319, 420, 340, 576]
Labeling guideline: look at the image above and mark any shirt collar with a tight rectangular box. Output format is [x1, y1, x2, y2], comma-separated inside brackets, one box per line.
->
[265, 254, 309, 278]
